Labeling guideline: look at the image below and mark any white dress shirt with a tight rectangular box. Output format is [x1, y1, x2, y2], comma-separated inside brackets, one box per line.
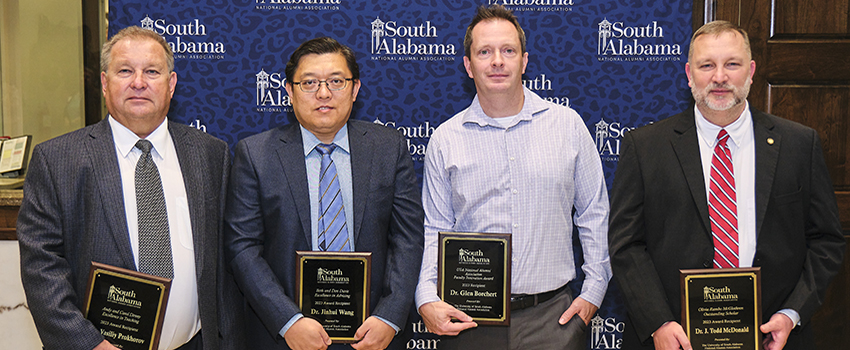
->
[110, 116, 201, 350]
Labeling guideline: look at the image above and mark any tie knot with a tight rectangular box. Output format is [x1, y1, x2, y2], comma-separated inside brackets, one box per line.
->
[316, 143, 337, 156]
[716, 129, 730, 146]
[135, 139, 153, 154]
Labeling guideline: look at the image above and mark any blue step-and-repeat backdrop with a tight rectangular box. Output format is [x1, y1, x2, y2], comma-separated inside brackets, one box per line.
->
[109, 1, 693, 348]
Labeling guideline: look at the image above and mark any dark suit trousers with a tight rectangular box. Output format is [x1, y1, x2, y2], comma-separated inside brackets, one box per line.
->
[439, 288, 587, 350]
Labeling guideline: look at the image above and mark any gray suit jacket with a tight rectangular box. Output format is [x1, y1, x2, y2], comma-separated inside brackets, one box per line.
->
[609, 106, 845, 349]
[18, 119, 244, 350]
[224, 120, 424, 349]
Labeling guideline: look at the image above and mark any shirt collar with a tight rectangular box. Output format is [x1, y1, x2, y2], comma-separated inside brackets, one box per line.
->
[462, 86, 551, 129]
[108, 115, 170, 160]
[300, 123, 350, 156]
[694, 101, 752, 148]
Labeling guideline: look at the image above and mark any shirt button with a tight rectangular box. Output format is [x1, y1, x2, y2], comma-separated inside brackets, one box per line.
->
[512, 189, 518, 194]
[513, 224, 518, 228]
[509, 157, 515, 161]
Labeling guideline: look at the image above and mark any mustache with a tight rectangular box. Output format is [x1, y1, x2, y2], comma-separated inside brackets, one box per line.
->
[706, 83, 736, 91]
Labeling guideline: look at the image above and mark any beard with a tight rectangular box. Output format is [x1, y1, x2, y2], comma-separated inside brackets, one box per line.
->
[692, 81, 750, 111]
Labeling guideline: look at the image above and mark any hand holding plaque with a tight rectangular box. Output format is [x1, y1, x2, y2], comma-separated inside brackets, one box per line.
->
[296, 251, 371, 343]
[438, 232, 511, 326]
[84, 262, 170, 350]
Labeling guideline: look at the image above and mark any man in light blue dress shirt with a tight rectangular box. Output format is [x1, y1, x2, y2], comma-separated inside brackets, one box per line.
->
[415, 5, 612, 350]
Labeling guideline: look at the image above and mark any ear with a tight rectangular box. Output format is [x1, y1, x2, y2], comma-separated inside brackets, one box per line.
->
[521, 52, 529, 74]
[284, 81, 294, 100]
[685, 62, 693, 88]
[101, 71, 108, 97]
[168, 71, 178, 98]
[350, 79, 361, 102]
[463, 56, 473, 79]
[748, 60, 756, 83]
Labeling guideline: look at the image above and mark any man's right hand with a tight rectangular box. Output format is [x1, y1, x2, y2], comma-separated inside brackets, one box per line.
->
[652, 321, 692, 350]
[284, 317, 332, 350]
[418, 301, 477, 336]
[93, 340, 120, 350]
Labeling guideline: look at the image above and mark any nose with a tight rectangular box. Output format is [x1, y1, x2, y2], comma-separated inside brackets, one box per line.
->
[711, 66, 728, 84]
[130, 71, 146, 90]
[315, 81, 332, 99]
[491, 51, 505, 68]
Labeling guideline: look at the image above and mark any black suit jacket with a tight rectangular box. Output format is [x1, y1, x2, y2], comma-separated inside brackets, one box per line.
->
[608, 106, 845, 349]
[18, 119, 244, 350]
[224, 120, 424, 349]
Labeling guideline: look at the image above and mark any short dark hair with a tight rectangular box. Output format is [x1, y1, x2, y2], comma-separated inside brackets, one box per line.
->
[285, 37, 360, 83]
[101, 26, 174, 73]
[463, 5, 526, 58]
[689, 20, 751, 61]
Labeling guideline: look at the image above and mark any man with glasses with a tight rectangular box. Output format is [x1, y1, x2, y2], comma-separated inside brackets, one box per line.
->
[224, 37, 424, 350]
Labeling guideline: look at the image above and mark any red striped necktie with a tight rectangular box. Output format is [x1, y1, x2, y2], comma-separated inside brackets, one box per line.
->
[709, 129, 738, 268]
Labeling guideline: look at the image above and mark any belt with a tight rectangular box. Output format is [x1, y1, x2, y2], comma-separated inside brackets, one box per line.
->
[510, 284, 569, 311]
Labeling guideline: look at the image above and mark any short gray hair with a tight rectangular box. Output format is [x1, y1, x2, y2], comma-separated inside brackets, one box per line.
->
[101, 26, 174, 73]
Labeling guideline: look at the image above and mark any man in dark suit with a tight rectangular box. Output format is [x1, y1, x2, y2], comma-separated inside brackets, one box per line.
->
[609, 21, 845, 350]
[224, 37, 424, 350]
[18, 27, 243, 350]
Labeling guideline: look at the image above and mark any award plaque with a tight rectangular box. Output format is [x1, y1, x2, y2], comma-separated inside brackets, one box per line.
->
[681, 268, 762, 350]
[84, 262, 171, 350]
[296, 251, 371, 343]
[438, 232, 511, 326]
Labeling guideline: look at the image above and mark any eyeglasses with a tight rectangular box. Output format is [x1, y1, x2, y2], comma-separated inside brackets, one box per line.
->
[291, 77, 353, 93]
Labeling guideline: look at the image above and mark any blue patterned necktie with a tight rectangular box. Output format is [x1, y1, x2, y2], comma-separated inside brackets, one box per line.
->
[135, 140, 174, 279]
[316, 143, 350, 251]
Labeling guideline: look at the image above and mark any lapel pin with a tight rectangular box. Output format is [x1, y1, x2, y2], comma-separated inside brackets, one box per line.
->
[767, 138, 774, 145]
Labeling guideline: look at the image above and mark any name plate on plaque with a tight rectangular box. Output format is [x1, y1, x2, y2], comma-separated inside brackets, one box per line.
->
[84, 262, 171, 350]
[681, 268, 762, 350]
[438, 232, 511, 326]
[296, 251, 371, 343]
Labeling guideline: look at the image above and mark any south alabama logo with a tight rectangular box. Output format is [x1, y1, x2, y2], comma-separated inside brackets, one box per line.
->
[594, 118, 641, 162]
[255, 69, 291, 112]
[370, 17, 456, 61]
[590, 315, 624, 349]
[597, 19, 682, 62]
[107, 285, 142, 308]
[317, 268, 349, 283]
[140, 16, 225, 59]
[458, 248, 490, 265]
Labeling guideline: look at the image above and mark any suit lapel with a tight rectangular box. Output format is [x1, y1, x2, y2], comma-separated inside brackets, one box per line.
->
[170, 122, 206, 274]
[348, 122, 371, 243]
[87, 119, 136, 269]
[277, 125, 313, 245]
[751, 110, 779, 238]
[670, 110, 712, 236]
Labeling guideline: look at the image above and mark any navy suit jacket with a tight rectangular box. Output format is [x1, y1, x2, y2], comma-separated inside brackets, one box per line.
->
[18, 119, 244, 350]
[609, 106, 845, 349]
[224, 120, 424, 349]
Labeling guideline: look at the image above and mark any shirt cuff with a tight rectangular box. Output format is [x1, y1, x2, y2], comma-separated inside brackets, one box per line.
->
[373, 315, 400, 334]
[777, 309, 800, 327]
[278, 313, 304, 338]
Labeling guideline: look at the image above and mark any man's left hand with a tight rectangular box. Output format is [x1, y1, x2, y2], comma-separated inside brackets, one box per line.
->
[760, 313, 794, 350]
[351, 316, 396, 350]
[559, 296, 598, 325]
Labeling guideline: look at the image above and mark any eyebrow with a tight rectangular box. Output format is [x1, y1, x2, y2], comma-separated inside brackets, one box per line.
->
[299, 71, 347, 78]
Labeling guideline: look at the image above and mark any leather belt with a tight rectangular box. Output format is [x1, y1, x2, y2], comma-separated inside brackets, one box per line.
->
[510, 284, 569, 311]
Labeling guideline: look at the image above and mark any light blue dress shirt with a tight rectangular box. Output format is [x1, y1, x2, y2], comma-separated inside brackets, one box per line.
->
[415, 87, 612, 309]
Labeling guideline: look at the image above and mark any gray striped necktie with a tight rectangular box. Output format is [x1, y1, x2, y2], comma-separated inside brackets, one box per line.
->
[135, 139, 174, 279]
